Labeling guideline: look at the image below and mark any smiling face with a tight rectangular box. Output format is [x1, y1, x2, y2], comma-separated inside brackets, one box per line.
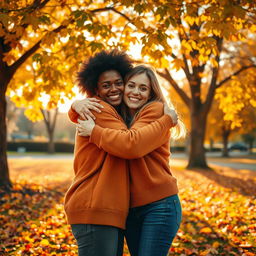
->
[97, 70, 124, 106]
[124, 72, 151, 116]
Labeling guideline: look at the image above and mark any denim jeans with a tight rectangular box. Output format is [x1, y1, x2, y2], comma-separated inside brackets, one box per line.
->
[71, 224, 124, 256]
[125, 194, 182, 256]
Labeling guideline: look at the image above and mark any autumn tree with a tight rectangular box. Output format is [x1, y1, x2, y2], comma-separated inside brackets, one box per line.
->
[0, 0, 132, 189]
[151, 1, 256, 168]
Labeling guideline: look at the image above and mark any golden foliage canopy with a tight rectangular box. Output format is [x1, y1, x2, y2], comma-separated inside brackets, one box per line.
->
[0, 0, 255, 121]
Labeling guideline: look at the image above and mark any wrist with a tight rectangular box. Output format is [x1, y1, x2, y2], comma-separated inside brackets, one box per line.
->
[71, 101, 78, 111]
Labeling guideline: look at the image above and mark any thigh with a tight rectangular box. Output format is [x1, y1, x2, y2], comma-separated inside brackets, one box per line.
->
[116, 228, 125, 256]
[124, 209, 142, 256]
[138, 195, 182, 256]
[71, 224, 119, 256]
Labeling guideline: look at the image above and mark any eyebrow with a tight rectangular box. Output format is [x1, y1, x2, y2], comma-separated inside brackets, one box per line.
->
[128, 80, 150, 87]
[100, 78, 123, 84]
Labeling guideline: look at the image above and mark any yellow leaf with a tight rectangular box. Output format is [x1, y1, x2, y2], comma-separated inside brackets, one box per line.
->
[250, 24, 256, 32]
[3, 53, 16, 64]
[40, 239, 49, 246]
[212, 241, 220, 248]
[15, 26, 25, 37]
[172, 58, 184, 71]
[200, 227, 212, 234]
[24, 108, 43, 122]
[160, 57, 170, 68]
[212, 47, 218, 56]
[133, 18, 145, 29]
[210, 58, 218, 67]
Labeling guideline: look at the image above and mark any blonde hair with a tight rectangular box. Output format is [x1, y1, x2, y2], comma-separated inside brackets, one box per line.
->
[124, 65, 186, 140]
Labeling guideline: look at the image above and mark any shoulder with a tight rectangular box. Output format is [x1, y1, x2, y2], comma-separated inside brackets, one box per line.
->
[96, 100, 118, 116]
[135, 101, 164, 121]
[93, 100, 121, 119]
[139, 101, 164, 116]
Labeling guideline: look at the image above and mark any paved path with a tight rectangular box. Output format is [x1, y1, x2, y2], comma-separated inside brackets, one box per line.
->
[171, 152, 256, 171]
[8, 152, 256, 171]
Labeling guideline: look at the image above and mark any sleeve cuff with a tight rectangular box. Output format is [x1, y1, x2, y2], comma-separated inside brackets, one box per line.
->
[89, 125, 104, 146]
[68, 108, 79, 123]
[158, 115, 174, 128]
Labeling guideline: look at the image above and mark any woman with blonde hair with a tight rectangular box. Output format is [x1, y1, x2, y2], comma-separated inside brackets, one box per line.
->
[73, 65, 185, 256]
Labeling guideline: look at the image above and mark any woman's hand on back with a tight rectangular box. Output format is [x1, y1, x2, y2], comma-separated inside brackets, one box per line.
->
[164, 103, 178, 126]
[72, 98, 104, 120]
[76, 116, 96, 137]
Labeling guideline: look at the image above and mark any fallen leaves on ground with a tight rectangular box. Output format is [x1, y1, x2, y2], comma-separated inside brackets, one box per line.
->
[169, 169, 256, 256]
[0, 159, 255, 255]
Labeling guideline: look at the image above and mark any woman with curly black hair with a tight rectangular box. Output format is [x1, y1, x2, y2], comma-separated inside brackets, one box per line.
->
[64, 50, 134, 256]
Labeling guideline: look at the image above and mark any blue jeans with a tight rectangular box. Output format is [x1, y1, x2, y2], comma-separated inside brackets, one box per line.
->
[71, 224, 124, 256]
[125, 194, 182, 256]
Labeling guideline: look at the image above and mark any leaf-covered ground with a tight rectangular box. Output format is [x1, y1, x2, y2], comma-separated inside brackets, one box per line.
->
[0, 158, 255, 256]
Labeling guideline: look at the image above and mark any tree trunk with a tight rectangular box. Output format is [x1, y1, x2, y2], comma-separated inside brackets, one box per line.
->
[0, 87, 12, 190]
[48, 132, 55, 154]
[248, 139, 254, 154]
[222, 128, 230, 157]
[209, 138, 214, 152]
[187, 112, 209, 169]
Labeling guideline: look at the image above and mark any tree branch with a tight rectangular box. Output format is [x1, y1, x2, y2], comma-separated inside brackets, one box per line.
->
[9, 23, 67, 76]
[41, 109, 50, 133]
[203, 37, 223, 115]
[90, 6, 132, 23]
[51, 108, 58, 133]
[8, 5, 132, 76]
[157, 68, 190, 107]
[177, 32, 191, 79]
[0, 0, 50, 13]
[9, 40, 41, 76]
[216, 64, 256, 89]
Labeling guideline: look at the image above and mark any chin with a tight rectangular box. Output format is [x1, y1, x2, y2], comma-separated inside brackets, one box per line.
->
[128, 103, 142, 110]
[109, 100, 121, 106]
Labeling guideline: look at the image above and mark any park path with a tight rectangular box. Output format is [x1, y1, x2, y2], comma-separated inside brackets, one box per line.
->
[8, 152, 256, 171]
[170, 152, 256, 172]
[7, 153, 256, 196]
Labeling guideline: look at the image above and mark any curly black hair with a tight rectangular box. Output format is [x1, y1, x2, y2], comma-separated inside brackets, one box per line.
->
[77, 50, 134, 96]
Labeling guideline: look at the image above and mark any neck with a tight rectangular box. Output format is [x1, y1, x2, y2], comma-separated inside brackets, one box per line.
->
[114, 104, 121, 113]
[129, 108, 136, 117]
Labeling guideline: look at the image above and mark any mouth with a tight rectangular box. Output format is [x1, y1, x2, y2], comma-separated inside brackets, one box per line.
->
[108, 93, 122, 101]
[128, 97, 140, 103]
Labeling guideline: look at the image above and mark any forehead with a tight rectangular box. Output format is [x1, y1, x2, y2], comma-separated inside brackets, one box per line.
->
[98, 70, 122, 83]
[128, 73, 150, 87]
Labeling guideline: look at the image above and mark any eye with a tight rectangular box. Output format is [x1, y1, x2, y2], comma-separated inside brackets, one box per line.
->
[102, 84, 110, 89]
[128, 83, 135, 88]
[115, 81, 124, 86]
[140, 87, 148, 92]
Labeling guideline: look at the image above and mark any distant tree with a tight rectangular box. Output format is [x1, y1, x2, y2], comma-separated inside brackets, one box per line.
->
[242, 130, 256, 154]
[6, 97, 19, 140]
[41, 108, 58, 154]
[16, 110, 35, 139]
[207, 99, 256, 157]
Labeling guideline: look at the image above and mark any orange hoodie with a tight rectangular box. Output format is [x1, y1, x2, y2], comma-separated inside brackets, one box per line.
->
[64, 100, 174, 228]
[89, 101, 179, 207]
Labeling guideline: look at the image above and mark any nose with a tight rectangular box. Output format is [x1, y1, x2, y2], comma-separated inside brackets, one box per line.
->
[131, 87, 139, 95]
[110, 84, 118, 92]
